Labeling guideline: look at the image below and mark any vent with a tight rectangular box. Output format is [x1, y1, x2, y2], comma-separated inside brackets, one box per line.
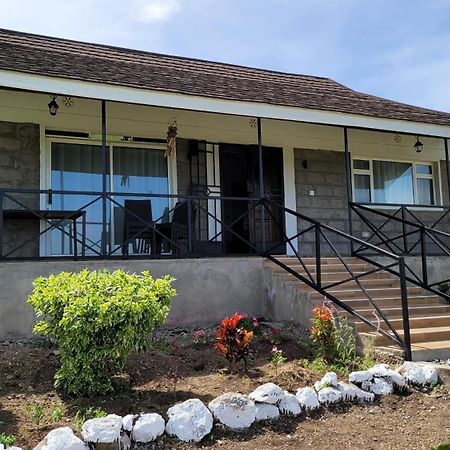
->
[46, 130, 90, 139]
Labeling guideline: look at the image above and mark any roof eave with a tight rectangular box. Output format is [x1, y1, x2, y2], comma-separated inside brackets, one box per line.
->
[1, 68, 450, 139]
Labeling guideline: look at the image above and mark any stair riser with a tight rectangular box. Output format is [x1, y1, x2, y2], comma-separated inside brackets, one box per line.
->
[310, 287, 424, 300]
[332, 297, 443, 309]
[354, 316, 450, 332]
[370, 330, 450, 345]
[340, 306, 450, 319]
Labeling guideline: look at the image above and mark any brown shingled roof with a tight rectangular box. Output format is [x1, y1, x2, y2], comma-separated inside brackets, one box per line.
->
[1, 28, 450, 127]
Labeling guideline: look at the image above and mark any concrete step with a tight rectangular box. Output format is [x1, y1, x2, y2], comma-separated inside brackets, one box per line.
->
[353, 314, 450, 332]
[269, 262, 375, 274]
[340, 304, 450, 319]
[379, 340, 450, 361]
[361, 326, 450, 346]
[309, 286, 424, 300]
[333, 296, 442, 309]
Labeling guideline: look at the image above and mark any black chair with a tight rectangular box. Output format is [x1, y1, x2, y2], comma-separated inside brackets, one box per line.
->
[155, 201, 196, 256]
[122, 199, 155, 255]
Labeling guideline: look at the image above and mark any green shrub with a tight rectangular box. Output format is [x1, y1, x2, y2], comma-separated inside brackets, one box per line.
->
[0, 433, 16, 447]
[28, 269, 175, 397]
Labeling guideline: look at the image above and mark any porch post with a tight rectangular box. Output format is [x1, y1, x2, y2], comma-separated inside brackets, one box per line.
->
[444, 138, 450, 207]
[101, 100, 107, 257]
[343, 127, 354, 252]
[257, 117, 266, 252]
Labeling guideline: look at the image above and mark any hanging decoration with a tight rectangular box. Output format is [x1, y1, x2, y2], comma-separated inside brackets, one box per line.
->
[166, 118, 177, 157]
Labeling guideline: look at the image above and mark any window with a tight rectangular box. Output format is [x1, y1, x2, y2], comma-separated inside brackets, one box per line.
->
[352, 159, 436, 206]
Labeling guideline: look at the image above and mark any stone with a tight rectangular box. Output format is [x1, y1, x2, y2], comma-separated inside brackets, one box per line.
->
[336, 382, 375, 402]
[368, 364, 406, 389]
[362, 378, 394, 396]
[248, 382, 285, 404]
[132, 413, 165, 443]
[166, 399, 213, 443]
[82, 414, 122, 445]
[278, 392, 302, 416]
[314, 371, 338, 391]
[296, 387, 320, 410]
[348, 370, 372, 384]
[398, 362, 439, 386]
[122, 414, 136, 432]
[255, 403, 280, 421]
[208, 393, 256, 429]
[317, 386, 342, 405]
[33, 427, 88, 450]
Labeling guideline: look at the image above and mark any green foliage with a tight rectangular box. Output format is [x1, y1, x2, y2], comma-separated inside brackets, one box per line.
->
[28, 269, 175, 397]
[431, 444, 450, 450]
[270, 346, 287, 375]
[0, 433, 16, 447]
[438, 282, 450, 294]
[51, 401, 65, 422]
[26, 397, 46, 425]
[73, 406, 107, 432]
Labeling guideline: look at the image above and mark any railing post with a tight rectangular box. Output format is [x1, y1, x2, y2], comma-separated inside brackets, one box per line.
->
[315, 224, 321, 289]
[187, 198, 193, 255]
[420, 227, 428, 286]
[257, 117, 266, 253]
[399, 256, 412, 361]
[0, 190, 3, 259]
[401, 206, 408, 254]
[101, 100, 108, 258]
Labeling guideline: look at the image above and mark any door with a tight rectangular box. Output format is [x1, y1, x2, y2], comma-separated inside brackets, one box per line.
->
[220, 144, 285, 254]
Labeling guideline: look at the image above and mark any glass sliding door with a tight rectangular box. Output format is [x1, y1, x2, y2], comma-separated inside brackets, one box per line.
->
[111, 146, 169, 254]
[50, 142, 106, 255]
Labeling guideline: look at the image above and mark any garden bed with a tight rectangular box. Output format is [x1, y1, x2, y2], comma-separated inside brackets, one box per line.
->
[0, 328, 449, 449]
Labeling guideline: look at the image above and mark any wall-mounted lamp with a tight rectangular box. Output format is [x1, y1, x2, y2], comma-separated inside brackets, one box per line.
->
[48, 96, 59, 116]
[414, 135, 423, 153]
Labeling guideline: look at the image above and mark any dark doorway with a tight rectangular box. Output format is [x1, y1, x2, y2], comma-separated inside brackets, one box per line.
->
[220, 144, 285, 254]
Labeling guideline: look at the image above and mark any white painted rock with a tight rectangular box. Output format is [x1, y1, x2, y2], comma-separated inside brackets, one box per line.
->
[362, 378, 394, 396]
[368, 364, 406, 389]
[337, 382, 374, 402]
[348, 370, 372, 384]
[122, 414, 136, 432]
[278, 391, 302, 416]
[249, 382, 285, 404]
[314, 371, 338, 391]
[398, 362, 439, 386]
[8, 447, 23, 450]
[0, 444, 3, 450]
[34, 427, 88, 450]
[255, 403, 280, 421]
[166, 399, 213, 443]
[296, 387, 320, 410]
[208, 393, 256, 429]
[132, 413, 165, 443]
[317, 386, 342, 404]
[82, 414, 122, 444]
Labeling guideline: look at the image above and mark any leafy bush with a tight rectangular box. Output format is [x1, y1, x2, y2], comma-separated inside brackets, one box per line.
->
[215, 313, 254, 372]
[0, 433, 16, 447]
[28, 269, 175, 397]
[310, 303, 358, 370]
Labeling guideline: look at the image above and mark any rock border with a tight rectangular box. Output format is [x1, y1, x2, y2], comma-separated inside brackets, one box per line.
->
[23, 362, 440, 450]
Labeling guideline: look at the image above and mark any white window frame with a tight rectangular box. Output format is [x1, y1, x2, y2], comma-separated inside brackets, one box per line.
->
[41, 136, 177, 256]
[351, 156, 440, 208]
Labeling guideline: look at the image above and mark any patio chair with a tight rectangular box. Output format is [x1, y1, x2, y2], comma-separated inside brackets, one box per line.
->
[154, 201, 196, 256]
[122, 199, 155, 255]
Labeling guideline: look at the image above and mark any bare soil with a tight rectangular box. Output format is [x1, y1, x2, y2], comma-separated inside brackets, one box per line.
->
[0, 336, 449, 449]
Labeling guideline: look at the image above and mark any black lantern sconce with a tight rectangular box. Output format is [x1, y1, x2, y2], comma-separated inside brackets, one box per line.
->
[48, 96, 59, 116]
[414, 135, 424, 153]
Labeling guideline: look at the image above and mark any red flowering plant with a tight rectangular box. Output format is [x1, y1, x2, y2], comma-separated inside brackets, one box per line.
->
[310, 304, 336, 362]
[215, 313, 254, 372]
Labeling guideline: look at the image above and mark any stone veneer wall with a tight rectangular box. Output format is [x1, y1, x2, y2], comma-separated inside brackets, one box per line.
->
[0, 120, 40, 257]
[294, 148, 450, 257]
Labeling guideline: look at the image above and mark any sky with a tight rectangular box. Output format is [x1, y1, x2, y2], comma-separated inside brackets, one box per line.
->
[1, 0, 450, 112]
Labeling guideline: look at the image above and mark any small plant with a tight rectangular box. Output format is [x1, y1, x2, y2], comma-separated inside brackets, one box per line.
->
[270, 346, 287, 375]
[239, 314, 262, 335]
[74, 407, 107, 432]
[310, 305, 336, 361]
[0, 433, 16, 447]
[438, 282, 450, 294]
[215, 313, 254, 372]
[51, 401, 64, 422]
[267, 326, 282, 345]
[27, 398, 46, 425]
[28, 269, 176, 397]
[192, 329, 207, 344]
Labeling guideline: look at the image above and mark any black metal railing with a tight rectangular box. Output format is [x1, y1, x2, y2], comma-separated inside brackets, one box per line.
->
[350, 202, 450, 302]
[0, 188, 275, 260]
[261, 199, 412, 360]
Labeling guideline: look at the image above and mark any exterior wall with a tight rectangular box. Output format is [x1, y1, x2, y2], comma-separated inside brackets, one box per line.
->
[0, 120, 40, 257]
[0, 257, 267, 340]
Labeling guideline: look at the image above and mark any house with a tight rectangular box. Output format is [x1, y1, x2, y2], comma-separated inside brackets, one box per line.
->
[1, 28, 450, 360]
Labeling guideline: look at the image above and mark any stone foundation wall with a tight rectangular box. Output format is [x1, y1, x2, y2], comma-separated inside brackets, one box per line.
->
[0, 121, 40, 257]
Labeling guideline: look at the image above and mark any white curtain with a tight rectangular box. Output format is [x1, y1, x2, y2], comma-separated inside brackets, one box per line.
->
[373, 161, 413, 204]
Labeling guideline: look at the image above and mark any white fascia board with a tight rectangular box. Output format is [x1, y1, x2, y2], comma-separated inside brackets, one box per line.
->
[1, 69, 450, 138]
